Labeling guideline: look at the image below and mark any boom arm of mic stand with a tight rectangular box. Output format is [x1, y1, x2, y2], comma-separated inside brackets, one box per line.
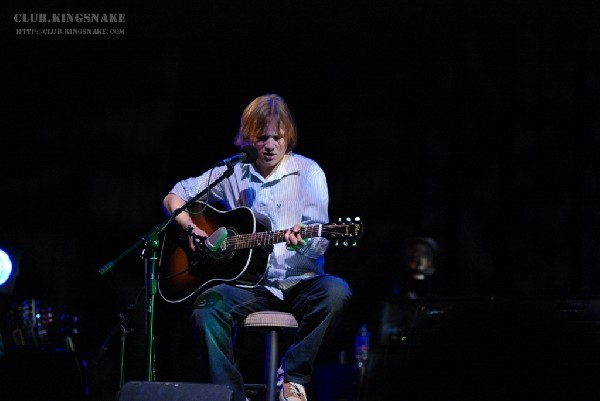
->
[96, 165, 235, 276]
[91, 312, 131, 365]
[93, 164, 236, 382]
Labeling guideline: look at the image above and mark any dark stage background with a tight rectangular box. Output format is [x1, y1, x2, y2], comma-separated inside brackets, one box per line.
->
[1, 1, 600, 400]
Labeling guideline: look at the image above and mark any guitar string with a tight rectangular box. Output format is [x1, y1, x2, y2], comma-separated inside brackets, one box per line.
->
[227, 226, 321, 249]
[225, 224, 358, 250]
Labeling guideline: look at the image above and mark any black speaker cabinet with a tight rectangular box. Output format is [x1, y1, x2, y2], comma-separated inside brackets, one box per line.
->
[118, 381, 233, 401]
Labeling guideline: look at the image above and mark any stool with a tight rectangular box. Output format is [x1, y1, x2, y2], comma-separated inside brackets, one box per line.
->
[238, 311, 299, 401]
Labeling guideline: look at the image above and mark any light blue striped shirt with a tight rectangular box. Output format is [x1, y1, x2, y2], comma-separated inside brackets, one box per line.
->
[168, 152, 330, 299]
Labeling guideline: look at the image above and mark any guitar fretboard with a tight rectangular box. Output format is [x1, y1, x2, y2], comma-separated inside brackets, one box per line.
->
[228, 225, 322, 250]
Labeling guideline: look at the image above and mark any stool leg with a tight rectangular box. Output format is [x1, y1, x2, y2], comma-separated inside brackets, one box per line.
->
[266, 330, 279, 401]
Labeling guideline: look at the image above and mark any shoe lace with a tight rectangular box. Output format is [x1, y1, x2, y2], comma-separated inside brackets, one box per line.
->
[288, 383, 306, 397]
[277, 366, 285, 388]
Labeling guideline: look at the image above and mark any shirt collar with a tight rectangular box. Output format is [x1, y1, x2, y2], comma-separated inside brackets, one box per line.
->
[246, 153, 298, 183]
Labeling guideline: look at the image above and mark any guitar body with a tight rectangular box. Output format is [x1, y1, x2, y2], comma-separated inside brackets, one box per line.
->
[158, 202, 272, 303]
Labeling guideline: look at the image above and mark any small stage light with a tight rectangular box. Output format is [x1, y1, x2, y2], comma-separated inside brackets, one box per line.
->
[0, 247, 20, 295]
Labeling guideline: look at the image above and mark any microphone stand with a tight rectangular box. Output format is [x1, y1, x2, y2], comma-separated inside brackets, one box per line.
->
[91, 310, 132, 388]
[96, 163, 236, 384]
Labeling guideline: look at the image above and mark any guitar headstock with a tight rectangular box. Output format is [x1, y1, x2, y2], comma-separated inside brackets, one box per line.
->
[323, 217, 365, 247]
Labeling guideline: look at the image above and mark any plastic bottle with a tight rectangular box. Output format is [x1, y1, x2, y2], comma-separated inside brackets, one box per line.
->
[354, 323, 371, 366]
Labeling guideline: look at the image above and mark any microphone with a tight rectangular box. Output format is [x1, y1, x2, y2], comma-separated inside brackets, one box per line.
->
[205, 227, 228, 251]
[215, 145, 258, 167]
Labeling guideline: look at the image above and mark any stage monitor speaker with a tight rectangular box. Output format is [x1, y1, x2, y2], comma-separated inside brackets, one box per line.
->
[118, 381, 233, 401]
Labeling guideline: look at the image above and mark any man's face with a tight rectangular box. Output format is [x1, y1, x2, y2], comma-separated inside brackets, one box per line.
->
[253, 120, 287, 173]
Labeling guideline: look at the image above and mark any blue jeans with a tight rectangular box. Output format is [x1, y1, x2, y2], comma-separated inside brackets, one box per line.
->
[190, 275, 352, 401]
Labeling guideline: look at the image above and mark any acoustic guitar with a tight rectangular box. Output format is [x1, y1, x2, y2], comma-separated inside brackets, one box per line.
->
[157, 202, 364, 303]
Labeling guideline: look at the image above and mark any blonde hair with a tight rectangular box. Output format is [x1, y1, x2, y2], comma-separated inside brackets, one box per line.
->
[234, 94, 298, 152]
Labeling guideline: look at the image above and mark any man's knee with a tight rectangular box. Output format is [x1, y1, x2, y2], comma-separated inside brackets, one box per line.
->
[319, 275, 352, 308]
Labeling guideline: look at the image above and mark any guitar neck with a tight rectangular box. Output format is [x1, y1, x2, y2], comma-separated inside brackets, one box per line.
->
[228, 225, 322, 250]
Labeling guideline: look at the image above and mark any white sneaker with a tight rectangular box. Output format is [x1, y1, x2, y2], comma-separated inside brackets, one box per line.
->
[279, 382, 307, 401]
